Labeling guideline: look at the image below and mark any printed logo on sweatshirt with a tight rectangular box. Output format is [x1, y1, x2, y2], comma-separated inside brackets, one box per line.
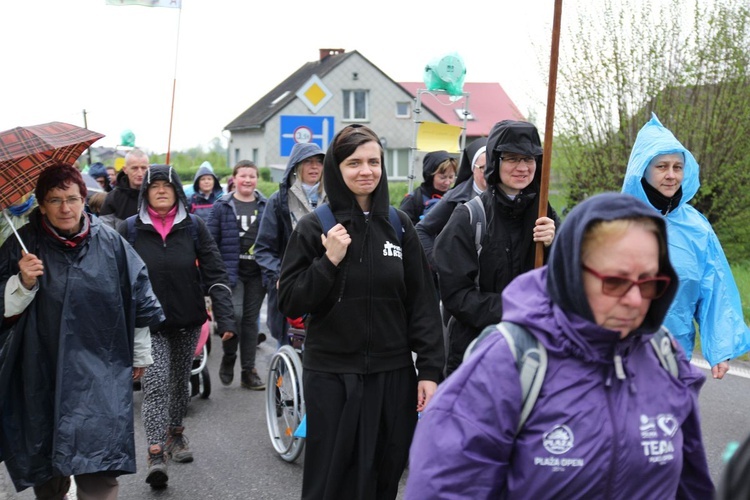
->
[382, 241, 402, 259]
[639, 413, 677, 464]
[533, 425, 585, 471]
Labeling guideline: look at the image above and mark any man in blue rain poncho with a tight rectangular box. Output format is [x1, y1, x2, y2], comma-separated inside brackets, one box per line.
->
[622, 113, 750, 378]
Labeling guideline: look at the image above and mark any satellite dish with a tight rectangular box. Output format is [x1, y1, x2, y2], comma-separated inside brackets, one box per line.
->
[423, 52, 466, 96]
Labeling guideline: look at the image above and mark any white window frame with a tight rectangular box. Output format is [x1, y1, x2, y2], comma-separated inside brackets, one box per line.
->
[396, 101, 411, 118]
[343, 90, 369, 121]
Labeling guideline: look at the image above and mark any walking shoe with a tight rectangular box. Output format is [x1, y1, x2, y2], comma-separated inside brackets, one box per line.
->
[165, 426, 194, 463]
[257, 333, 267, 346]
[241, 369, 266, 390]
[219, 354, 236, 386]
[145, 444, 168, 488]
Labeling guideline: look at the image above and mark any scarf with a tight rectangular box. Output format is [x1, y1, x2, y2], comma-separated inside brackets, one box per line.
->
[9, 195, 35, 216]
[148, 205, 178, 242]
[41, 213, 90, 248]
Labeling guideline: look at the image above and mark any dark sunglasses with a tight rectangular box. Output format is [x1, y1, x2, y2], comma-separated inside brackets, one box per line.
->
[582, 265, 671, 299]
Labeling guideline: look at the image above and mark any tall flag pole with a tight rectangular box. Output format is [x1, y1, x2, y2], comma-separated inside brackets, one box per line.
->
[105, 0, 182, 162]
[535, 0, 563, 268]
[165, 6, 183, 164]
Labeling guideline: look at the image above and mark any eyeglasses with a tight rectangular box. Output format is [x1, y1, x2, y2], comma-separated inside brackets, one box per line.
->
[583, 265, 671, 299]
[474, 164, 486, 171]
[500, 156, 536, 166]
[45, 196, 84, 208]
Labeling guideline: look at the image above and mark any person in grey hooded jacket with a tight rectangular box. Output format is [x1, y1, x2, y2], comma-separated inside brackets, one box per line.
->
[189, 161, 223, 220]
[407, 192, 713, 499]
[254, 142, 326, 345]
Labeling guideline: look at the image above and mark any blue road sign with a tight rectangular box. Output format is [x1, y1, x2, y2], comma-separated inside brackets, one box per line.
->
[280, 116, 335, 156]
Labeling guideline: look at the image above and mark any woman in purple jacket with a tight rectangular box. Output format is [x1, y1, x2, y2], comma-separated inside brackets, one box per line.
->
[406, 192, 714, 499]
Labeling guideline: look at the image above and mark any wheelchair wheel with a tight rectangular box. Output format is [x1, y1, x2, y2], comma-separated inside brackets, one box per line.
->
[265, 345, 305, 462]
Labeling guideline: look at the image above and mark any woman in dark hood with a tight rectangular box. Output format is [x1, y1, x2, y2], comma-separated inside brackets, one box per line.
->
[278, 124, 444, 500]
[416, 138, 488, 274]
[399, 150, 457, 225]
[434, 120, 559, 375]
[118, 165, 236, 489]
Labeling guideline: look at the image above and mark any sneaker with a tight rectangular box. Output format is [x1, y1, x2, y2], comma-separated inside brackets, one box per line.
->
[219, 354, 236, 386]
[165, 426, 194, 463]
[241, 369, 266, 390]
[146, 444, 168, 488]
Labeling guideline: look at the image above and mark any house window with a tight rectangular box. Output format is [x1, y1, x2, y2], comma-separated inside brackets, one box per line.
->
[386, 149, 410, 180]
[252, 148, 259, 164]
[396, 102, 411, 118]
[343, 90, 369, 121]
[234, 148, 241, 165]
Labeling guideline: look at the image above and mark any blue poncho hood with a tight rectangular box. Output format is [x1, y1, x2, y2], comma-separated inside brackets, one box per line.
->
[622, 113, 700, 207]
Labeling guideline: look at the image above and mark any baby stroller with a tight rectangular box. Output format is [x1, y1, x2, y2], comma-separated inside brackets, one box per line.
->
[189, 317, 212, 399]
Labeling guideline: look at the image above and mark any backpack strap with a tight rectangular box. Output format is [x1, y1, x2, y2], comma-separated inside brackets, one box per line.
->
[464, 197, 486, 257]
[315, 203, 404, 245]
[463, 321, 547, 436]
[125, 215, 137, 246]
[649, 326, 680, 378]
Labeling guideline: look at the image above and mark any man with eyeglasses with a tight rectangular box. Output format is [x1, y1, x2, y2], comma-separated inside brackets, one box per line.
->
[434, 120, 560, 374]
[100, 148, 150, 228]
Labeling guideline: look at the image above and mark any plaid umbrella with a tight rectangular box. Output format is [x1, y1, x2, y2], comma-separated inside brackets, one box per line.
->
[0, 121, 104, 209]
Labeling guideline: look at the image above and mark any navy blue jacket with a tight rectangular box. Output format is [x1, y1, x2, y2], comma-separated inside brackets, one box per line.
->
[208, 191, 267, 287]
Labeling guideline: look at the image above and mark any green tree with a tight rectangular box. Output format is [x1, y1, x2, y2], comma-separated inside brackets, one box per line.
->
[555, 0, 750, 261]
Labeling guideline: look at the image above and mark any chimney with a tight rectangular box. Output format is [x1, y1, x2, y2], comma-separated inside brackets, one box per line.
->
[319, 48, 345, 61]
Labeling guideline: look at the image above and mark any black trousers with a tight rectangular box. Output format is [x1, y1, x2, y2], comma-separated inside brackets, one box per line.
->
[301, 367, 418, 500]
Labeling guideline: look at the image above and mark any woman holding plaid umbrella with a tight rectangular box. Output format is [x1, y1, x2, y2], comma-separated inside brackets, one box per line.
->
[0, 162, 164, 498]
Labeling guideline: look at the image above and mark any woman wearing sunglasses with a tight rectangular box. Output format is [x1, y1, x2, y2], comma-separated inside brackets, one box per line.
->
[406, 192, 714, 498]
[622, 113, 750, 380]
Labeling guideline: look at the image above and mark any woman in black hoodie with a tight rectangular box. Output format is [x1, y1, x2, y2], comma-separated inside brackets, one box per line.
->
[278, 124, 444, 500]
[399, 150, 457, 225]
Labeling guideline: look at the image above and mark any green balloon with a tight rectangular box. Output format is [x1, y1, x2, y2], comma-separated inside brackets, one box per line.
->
[120, 129, 136, 147]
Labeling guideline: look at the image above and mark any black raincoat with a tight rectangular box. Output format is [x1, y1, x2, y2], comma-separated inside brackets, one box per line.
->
[0, 210, 164, 491]
[434, 121, 560, 373]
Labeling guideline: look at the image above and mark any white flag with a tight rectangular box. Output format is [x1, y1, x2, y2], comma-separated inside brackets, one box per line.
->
[105, 0, 181, 8]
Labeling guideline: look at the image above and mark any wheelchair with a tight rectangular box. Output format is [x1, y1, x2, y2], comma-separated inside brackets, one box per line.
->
[265, 327, 306, 462]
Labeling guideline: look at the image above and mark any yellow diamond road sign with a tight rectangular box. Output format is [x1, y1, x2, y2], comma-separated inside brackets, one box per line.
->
[297, 75, 332, 113]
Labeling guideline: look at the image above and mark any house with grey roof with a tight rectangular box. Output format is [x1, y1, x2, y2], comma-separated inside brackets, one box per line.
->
[224, 48, 523, 182]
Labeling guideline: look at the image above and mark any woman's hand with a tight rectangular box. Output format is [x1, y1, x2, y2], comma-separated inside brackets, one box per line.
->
[18, 252, 43, 289]
[712, 360, 730, 379]
[533, 217, 556, 247]
[417, 380, 438, 412]
[321, 223, 351, 266]
[221, 331, 235, 341]
[133, 367, 146, 380]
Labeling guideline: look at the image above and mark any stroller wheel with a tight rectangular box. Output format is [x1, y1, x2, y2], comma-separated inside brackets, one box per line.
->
[198, 366, 211, 399]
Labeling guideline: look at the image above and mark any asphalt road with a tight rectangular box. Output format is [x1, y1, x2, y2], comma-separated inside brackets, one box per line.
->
[1, 341, 749, 499]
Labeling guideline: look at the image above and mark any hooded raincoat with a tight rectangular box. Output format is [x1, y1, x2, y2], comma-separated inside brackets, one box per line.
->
[0, 210, 164, 491]
[622, 113, 750, 366]
[434, 121, 559, 373]
[406, 193, 713, 499]
[189, 161, 223, 221]
[399, 150, 454, 225]
[255, 142, 327, 290]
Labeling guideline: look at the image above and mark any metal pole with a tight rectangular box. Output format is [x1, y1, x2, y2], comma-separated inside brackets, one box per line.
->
[535, 0, 564, 268]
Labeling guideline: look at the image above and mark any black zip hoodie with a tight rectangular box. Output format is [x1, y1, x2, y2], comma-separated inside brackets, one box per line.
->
[278, 132, 444, 382]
